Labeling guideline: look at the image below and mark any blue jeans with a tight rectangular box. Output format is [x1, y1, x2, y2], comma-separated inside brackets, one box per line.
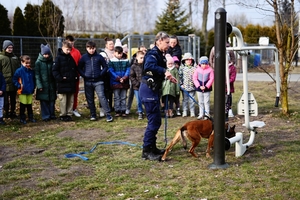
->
[134, 89, 143, 113]
[0, 97, 3, 118]
[40, 100, 56, 120]
[85, 80, 110, 117]
[113, 88, 127, 112]
[139, 83, 161, 147]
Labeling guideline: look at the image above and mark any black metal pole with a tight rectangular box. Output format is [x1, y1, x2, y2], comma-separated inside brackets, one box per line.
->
[208, 8, 229, 169]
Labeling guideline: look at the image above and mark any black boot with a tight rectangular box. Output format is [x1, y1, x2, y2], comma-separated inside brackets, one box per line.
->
[152, 144, 165, 155]
[142, 145, 162, 161]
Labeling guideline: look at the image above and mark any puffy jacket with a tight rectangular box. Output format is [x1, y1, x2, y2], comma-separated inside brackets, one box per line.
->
[0, 51, 19, 91]
[179, 64, 196, 92]
[226, 63, 237, 93]
[108, 57, 130, 89]
[129, 62, 143, 90]
[166, 44, 182, 61]
[78, 51, 108, 82]
[35, 53, 57, 101]
[193, 64, 214, 92]
[0, 72, 6, 97]
[52, 48, 78, 94]
[13, 65, 35, 95]
[162, 66, 180, 97]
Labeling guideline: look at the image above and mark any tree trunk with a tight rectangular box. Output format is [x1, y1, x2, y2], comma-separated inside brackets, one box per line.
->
[202, 0, 209, 54]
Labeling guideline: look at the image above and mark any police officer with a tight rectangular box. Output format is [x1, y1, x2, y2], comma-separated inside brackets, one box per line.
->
[139, 32, 177, 161]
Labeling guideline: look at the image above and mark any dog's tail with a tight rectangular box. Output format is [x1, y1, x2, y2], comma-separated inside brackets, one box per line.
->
[180, 127, 188, 150]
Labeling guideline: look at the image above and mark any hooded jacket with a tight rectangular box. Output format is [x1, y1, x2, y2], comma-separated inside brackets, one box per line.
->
[192, 64, 214, 92]
[13, 65, 35, 95]
[0, 51, 19, 91]
[52, 48, 78, 94]
[35, 53, 57, 101]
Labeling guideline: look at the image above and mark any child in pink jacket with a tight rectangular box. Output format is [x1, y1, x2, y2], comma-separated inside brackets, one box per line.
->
[192, 56, 214, 119]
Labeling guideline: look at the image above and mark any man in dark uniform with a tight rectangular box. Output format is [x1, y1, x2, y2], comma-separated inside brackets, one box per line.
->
[139, 32, 177, 161]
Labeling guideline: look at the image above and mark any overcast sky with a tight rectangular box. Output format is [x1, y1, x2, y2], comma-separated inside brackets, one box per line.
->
[1, 0, 298, 30]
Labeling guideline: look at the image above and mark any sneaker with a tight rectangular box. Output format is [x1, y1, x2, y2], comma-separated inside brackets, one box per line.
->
[176, 108, 181, 116]
[106, 114, 113, 122]
[125, 109, 130, 115]
[90, 116, 97, 121]
[138, 112, 143, 120]
[66, 116, 73, 121]
[20, 119, 27, 124]
[182, 111, 187, 117]
[190, 112, 195, 117]
[29, 118, 37, 123]
[197, 115, 203, 120]
[73, 109, 81, 117]
[99, 108, 105, 117]
[228, 109, 234, 118]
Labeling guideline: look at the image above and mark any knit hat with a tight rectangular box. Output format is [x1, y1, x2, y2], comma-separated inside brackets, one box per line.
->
[199, 56, 209, 64]
[2, 40, 14, 50]
[41, 44, 51, 55]
[165, 54, 174, 64]
[115, 38, 122, 47]
[172, 56, 180, 63]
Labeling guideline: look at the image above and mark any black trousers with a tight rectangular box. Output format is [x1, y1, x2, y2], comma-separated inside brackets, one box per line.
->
[4, 91, 17, 114]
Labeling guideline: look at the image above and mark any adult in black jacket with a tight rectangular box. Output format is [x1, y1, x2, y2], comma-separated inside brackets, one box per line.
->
[166, 35, 182, 61]
[52, 41, 78, 121]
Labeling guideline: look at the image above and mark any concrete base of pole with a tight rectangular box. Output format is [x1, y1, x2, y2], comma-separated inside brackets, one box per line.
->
[208, 162, 229, 170]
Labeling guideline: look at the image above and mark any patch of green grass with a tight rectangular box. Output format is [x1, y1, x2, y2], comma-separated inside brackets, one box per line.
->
[0, 81, 299, 199]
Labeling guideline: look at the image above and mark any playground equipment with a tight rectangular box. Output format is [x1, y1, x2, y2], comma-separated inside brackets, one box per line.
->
[224, 25, 281, 157]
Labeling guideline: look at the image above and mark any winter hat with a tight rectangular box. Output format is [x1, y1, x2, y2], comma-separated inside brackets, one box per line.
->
[172, 56, 180, 63]
[199, 56, 209, 64]
[122, 44, 128, 54]
[182, 52, 194, 61]
[115, 38, 122, 47]
[40, 44, 51, 55]
[2, 40, 14, 50]
[165, 54, 174, 64]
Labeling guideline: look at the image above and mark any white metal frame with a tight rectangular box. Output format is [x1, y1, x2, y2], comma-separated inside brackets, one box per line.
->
[225, 26, 280, 157]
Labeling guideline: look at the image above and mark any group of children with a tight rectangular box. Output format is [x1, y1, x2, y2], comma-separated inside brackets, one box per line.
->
[161, 51, 236, 120]
[0, 37, 236, 125]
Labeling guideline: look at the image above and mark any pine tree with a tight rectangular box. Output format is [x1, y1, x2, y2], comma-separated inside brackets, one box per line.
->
[154, 0, 194, 35]
[13, 7, 27, 36]
[24, 3, 41, 36]
[0, 4, 12, 36]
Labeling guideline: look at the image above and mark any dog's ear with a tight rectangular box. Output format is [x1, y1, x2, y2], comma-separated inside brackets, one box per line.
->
[232, 125, 236, 130]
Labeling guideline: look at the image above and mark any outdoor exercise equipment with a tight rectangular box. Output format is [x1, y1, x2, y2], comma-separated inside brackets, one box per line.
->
[224, 24, 280, 157]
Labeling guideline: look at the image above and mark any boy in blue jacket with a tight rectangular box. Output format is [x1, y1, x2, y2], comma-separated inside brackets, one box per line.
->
[78, 41, 113, 122]
[109, 46, 130, 117]
[13, 55, 36, 124]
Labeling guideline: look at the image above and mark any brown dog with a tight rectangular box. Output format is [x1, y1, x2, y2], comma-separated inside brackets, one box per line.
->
[161, 119, 235, 161]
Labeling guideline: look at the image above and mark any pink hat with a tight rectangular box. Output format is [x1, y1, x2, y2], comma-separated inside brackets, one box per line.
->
[165, 54, 174, 64]
[115, 38, 122, 47]
[172, 56, 180, 63]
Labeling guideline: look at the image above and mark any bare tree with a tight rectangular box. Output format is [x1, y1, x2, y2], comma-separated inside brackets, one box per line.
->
[233, 0, 298, 115]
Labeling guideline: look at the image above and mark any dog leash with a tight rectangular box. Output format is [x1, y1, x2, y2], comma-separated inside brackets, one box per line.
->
[65, 141, 143, 161]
